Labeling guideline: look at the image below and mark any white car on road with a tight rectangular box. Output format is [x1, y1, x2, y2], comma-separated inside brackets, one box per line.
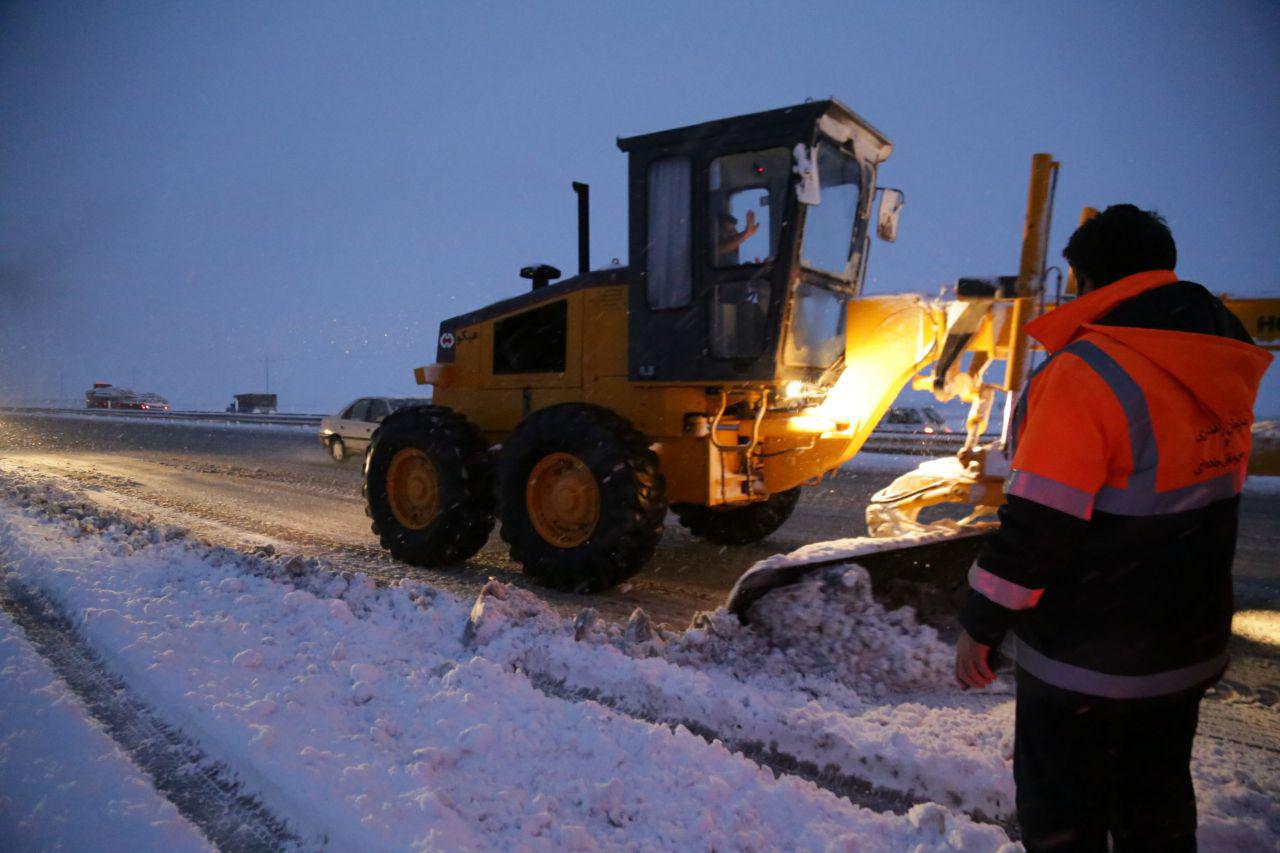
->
[319, 397, 424, 462]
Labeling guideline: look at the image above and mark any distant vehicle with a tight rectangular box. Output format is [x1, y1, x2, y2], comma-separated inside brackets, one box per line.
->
[84, 382, 170, 412]
[226, 393, 278, 414]
[877, 405, 953, 435]
[319, 397, 424, 462]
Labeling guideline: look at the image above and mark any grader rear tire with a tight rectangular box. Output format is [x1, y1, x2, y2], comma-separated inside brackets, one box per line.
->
[498, 404, 666, 592]
[672, 487, 801, 545]
[364, 405, 495, 566]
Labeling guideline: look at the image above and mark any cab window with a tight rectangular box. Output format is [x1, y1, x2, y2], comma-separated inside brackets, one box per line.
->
[368, 399, 390, 421]
[646, 156, 693, 309]
[799, 141, 863, 277]
[709, 147, 789, 267]
[494, 300, 567, 373]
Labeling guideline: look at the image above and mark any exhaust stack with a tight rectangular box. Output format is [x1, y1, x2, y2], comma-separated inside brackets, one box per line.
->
[572, 181, 590, 274]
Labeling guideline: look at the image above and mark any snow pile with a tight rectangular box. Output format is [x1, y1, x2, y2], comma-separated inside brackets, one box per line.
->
[467, 575, 1017, 818]
[3, 474, 190, 548]
[667, 566, 954, 699]
[463, 578, 565, 647]
[1192, 740, 1280, 847]
[0, 473, 1015, 850]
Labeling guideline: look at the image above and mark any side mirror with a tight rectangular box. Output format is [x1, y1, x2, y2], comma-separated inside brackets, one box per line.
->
[876, 188, 904, 242]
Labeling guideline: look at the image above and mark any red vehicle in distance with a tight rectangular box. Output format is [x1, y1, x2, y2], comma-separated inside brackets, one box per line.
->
[84, 382, 170, 412]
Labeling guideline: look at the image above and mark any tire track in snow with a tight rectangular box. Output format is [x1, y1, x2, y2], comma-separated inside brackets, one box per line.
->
[0, 581, 304, 853]
[523, 672, 1021, 840]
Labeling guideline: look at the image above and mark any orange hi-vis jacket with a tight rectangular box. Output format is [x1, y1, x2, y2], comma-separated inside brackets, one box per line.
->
[960, 270, 1273, 699]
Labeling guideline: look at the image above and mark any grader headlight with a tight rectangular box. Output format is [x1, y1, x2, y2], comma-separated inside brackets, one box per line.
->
[782, 380, 807, 400]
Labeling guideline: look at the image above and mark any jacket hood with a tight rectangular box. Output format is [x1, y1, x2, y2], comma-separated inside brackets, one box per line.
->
[1086, 323, 1271, 422]
[1025, 270, 1180, 352]
[1026, 270, 1273, 422]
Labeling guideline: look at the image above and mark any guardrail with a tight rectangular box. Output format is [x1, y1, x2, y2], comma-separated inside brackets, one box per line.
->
[861, 433, 969, 455]
[2, 405, 997, 453]
[0, 406, 323, 428]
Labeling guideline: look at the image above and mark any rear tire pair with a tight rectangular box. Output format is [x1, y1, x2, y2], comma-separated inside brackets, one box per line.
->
[365, 403, 800, 591]
[671, 487, 801, 546]
[364, 403, 665, 592]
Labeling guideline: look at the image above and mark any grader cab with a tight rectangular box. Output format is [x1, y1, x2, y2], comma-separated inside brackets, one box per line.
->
[363, 100, 1279, 596]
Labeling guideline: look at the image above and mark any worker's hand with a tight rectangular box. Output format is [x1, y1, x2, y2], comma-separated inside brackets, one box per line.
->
[743, 210, 759, 238]
[955, 630, 997, 690]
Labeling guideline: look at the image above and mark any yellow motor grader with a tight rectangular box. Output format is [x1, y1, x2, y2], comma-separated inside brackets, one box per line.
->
[363, 100, 1280, 595]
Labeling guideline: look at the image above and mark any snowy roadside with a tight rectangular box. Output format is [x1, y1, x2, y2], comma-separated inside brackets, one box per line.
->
[0, 470, 1276, 849]
[0, 607, 213, 852]
[1243, 475, 1280, 496]
[0, 472, 1015, 850]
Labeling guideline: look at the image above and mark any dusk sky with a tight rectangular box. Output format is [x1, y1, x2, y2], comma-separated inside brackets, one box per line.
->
[2, 1, 1277, 414]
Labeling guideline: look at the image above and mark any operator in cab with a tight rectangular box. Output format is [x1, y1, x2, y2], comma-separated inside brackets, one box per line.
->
[716, 210, 759, 266]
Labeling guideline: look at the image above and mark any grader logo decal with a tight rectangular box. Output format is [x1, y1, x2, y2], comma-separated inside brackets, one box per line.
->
[1260, 313, 1279, 336]
[439, 332, 455, 349]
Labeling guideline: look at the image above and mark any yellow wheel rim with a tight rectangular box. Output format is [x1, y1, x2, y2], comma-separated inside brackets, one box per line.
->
[386, 448, 439, 530]
[526, 452, 600, 548]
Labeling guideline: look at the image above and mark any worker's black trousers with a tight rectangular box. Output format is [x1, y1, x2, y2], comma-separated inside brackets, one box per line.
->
[1014, 669, 1205, 852]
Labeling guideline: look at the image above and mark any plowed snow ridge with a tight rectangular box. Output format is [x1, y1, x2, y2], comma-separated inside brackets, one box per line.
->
[1, 470, 1276, 850]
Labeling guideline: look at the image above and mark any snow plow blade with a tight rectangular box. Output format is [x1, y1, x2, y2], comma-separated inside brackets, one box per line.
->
[726, 528, 994, 623]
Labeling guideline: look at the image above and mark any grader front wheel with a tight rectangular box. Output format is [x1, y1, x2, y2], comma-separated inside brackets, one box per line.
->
[498, 404, 666, 593]
[364, 406, 495, 566]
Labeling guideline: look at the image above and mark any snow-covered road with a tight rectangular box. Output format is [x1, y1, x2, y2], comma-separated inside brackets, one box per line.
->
[0, 411, 927, 627]
[2, 464, 1278, 849]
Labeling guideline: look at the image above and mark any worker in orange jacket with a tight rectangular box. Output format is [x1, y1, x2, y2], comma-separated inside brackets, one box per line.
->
[954, 204, 1272, 850]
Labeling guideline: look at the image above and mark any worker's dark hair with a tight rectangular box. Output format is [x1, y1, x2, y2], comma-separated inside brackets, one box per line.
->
[1062, 204, 1177, 288]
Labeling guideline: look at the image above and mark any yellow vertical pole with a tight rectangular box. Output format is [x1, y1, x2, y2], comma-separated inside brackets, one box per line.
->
[1015, 153, 1060, 298]
[1005, 153, 1059, 392]
[1064, 206, 1100, 297]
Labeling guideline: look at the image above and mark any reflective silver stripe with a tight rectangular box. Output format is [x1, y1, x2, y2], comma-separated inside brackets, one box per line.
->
[1061, 340, 1159, 493]
[969, 563, 1044, 610]
[1006, 469, 1094, 519]
[1095, 470, 1241, 515]
[1009, 357, 1052, 456]
[1066, 339, 1244, 515]
[1014, 637, 1228, 699]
